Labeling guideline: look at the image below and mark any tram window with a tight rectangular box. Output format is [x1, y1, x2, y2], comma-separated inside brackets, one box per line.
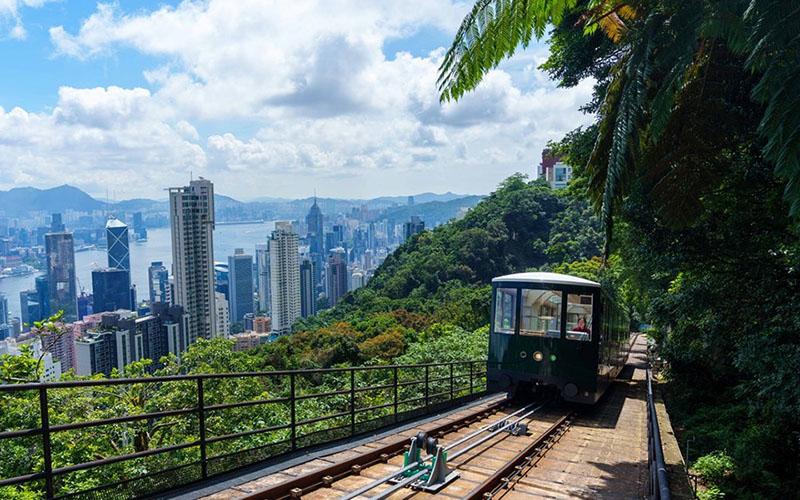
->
[520, 289, 562, 338]
[493, 288, 517, 334]
[566, 293, 592, 341]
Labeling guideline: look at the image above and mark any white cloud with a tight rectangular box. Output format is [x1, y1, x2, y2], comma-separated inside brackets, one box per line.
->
[1, 0, 53, 39]
[5, 0, 599, 198]
[0, 87, 207, 198]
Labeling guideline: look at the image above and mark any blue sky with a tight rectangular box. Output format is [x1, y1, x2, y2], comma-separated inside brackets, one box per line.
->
[0, 1, 593, 200]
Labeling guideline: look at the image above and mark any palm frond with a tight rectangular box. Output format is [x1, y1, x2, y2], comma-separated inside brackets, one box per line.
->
[742, 0, 800, 215]
[438, 0, 578, 103]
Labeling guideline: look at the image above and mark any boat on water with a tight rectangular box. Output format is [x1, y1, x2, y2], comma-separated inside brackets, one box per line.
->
[75, 244, 97, 253]
[0, 264, 37, 279]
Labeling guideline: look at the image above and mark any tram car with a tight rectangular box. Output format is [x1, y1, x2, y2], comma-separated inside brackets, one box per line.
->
[487, 272, 631, 404]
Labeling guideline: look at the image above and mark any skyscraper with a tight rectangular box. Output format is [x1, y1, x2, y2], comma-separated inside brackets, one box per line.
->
[269, 221, 300, 336]
[228, 249, 254, 324]
[403, 216, 425, 241]
[299, 258, 316, 318]
[305, 197, 324, 254]
[148, 261, 171, 305]
[305, 198, 324, 290]
[169, 178, 217, 342]
[255, 243, 270, 313]
[45, 232, 77, 322]
[326, 249, 349, 307]
[92, 268, 132, 313]
[105, 217, 132, 312]
[106, 217, 131, 271]
[132, 212, 147, 240]
[50, 213, 65, 232]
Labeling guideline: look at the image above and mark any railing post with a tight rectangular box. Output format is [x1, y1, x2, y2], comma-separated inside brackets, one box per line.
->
[39, 386, 54, 499]
[393, 366, 399, 423]
[469, 361, 474, 395]
[290, 372, 297, 450]
[424, 365, 430, 411]
[449, 363, 454, 401]
[350, 368, 356, 436]
[197, 377, 207, 479]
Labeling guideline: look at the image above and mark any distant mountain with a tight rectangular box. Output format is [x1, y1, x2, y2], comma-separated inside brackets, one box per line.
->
[378, 196, 484, 227]
[0, 185, 105, 216]
[0, 185, 480, 224]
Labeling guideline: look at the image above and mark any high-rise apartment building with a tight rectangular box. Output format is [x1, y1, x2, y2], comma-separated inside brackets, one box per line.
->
[255, 243, 270, 313]
[326, 249, 348, 307]
[215, 291, 230, 336]
[299, 258, 316, 318]
[228, 249, 254, 324]
[169, 178, 217, 342]
[45, 232, 78, 322]
[148, 261, 171, 305]
[269, 221, 300, 336]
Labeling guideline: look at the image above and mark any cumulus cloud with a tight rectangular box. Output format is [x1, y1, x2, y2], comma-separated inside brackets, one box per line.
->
[0, 87, 207, 198]
[1, 0, 598, 198]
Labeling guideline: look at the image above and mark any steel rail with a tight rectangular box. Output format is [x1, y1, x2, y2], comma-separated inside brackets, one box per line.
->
[240, 397, 508, 500]
[343, 401, 547, 500]
[464, 413, 571, 499]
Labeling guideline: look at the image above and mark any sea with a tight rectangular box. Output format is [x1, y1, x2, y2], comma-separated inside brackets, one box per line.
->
[0, 221, 278, 321]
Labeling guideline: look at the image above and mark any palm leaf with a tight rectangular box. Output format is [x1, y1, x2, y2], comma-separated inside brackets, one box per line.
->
[438, 0, 578, 103]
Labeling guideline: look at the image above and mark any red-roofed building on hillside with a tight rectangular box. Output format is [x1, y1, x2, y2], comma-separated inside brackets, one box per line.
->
[538, 149, 572, 189]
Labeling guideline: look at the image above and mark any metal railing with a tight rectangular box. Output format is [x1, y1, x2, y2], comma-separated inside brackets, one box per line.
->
[647, 369, 672, 500]
[0, 360, 487, 499]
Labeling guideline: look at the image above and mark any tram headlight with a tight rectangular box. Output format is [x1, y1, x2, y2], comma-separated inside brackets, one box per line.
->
[533, 351, 543, 362]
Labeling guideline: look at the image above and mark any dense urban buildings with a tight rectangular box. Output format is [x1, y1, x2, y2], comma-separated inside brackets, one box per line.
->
[74, 305, 187, 376]
[169, 178, 217, 341]
[45, 232, 78, 322]
[403, 216, 425, 241]
[228, 248, 254, 324]
[269, 221, 300, 336]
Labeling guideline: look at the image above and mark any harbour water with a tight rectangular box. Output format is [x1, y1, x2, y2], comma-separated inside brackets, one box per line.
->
[0, 221, 277, 321]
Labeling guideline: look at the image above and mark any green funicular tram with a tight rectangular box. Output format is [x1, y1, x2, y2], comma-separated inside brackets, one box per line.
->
[487, 272, 630, 404]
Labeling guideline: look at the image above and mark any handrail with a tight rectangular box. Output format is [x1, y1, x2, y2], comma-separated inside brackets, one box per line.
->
[647, 369, 672, 500]
[0, 358, 489, 499]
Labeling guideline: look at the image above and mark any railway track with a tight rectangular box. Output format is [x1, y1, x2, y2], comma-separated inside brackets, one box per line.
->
[241, 399, 573, 500]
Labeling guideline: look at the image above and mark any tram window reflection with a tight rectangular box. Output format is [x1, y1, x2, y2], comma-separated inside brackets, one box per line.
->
[494, 288, 517, 334]
[520, 289, 562, 338]
[566, 293, 593, 341]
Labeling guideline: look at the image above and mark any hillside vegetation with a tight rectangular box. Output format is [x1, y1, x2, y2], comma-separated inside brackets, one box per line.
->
[270, 174, 601, 369]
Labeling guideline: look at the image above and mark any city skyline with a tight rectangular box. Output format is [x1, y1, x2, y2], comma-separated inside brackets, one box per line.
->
[0, 1, 593, 200]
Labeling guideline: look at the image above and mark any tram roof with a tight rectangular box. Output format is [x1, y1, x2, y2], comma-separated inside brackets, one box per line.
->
[491, 272, 600, 288]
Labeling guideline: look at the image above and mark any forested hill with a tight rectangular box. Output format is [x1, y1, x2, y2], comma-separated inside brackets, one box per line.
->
[260, 175, 601, 369]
